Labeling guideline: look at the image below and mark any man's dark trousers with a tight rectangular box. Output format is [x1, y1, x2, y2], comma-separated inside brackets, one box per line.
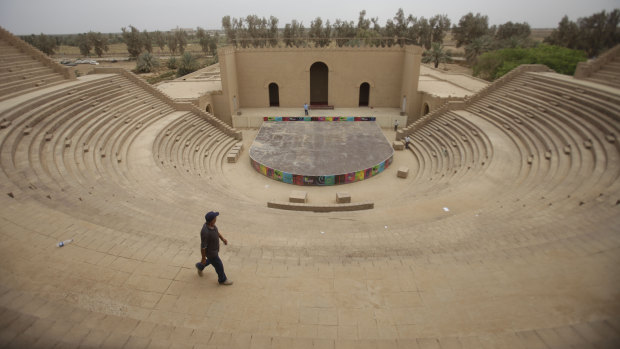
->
[196, 255, 227, 283]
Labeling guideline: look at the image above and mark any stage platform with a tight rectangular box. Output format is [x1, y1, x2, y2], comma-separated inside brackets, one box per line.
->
[249, 120, 394, 186]
[233, 107, 406, 129]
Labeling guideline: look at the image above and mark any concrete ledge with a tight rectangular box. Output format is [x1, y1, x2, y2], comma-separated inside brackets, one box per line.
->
[397, 167, 409, 178]
[289, 190, 307, 203]
[393, 141, 404, 150]
[336, 192, 351, 203]
[268, 201, 374, 212]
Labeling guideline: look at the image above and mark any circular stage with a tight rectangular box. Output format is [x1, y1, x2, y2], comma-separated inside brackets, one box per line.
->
[249, 119, 394, 185]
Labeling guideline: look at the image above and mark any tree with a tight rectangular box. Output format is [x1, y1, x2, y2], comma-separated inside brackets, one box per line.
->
[283, 20, 305, 47]
[175, 30, 187, 54]
[332, 19, 355, 47]
[154, 31, 166, 52]
[167, 32, 178, 55]
[576, 9, 619, 57]
[177, 52, 199, 77]
[268, 16, 279, 47]
[465, 35, 493, 64]
[135, 52, 159, 73]
[356, 10, 380, 46]
[222, 16, 236, 46]
[495, 21, 531, 41]
[452, 13, 490, 47]
[197, 27, 210, 54]
[26, 33, 57, 56]
[545, 10, 620, 57]
[76, 33, 92, 56]
[87, 31, 109, 57]
[121, 25, 143, 58]
[142, 31, 153, 53]
[430, 15, 451, 45]
[422, 42, 452, 68]
[310, 17, 332, 47]
[544, 16, 580, 49]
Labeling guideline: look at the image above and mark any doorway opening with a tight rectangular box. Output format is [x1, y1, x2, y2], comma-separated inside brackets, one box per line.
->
[268, 83, 279, 107]
[310, 62, 328, 105]
[359, 82, 370, 107]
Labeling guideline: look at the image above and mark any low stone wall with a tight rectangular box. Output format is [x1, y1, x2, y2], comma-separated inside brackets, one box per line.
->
[93, 67, 242, 140]
[267, 201, 374, 212]
[574, 44, 620, 79]
[0, 26, 74, 80]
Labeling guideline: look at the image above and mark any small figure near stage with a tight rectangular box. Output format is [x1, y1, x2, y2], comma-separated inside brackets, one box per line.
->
[195, 211, 233, 285]
[394, 119, 399, 132]
[304, 103, 309, 116]
[405, 135, 411, 149]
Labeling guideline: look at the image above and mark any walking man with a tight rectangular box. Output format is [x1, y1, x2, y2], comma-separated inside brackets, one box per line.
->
[304, 102, 309, 116]
[195, 211, 233, 285]
[405, 135, 411, 149]
[394, 119, 399, 132]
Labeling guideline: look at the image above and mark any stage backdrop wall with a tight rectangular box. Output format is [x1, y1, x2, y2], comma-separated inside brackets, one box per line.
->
[219, 45, 422, 117]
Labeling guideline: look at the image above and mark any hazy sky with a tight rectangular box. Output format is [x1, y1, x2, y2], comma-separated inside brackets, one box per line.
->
[1, 0, 618, 35]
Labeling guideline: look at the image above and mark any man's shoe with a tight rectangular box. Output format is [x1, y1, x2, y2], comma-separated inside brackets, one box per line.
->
[195, 263, 203, 277]
[220, 279, 233, 285]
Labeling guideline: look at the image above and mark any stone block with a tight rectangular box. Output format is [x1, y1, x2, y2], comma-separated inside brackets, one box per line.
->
[226, 152, 238, 163]
[289, 190, 307, 203]
[336, 192, 351, 204]
[397, 167, 409, 178]
[393, 141, 404, 150]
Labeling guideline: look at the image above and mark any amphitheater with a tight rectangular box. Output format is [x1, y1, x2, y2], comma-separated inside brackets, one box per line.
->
[1, 25, 620, 348]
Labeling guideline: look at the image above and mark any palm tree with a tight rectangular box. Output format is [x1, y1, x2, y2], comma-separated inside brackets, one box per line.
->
[422, 42, 452, 68]
[465, 35, 492, 64]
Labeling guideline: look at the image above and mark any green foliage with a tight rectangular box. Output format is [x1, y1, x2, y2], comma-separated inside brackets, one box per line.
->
[121, 25, 143, 58]
[76, 33, 91, 56]
[135, 52, 159, 73]
[473, 44, 587, 80]
[176, 52, 199, 77]
[545, 9, 620, 57]
[166, 57, 177, 69]
[88, 31, 109, 57]
[309, 17, 332, 47]
[167, 32, 178, 54]
[422, 42, 452, 68]
[175, 30, 188, 54]
[495, 22, 531, 41]
[283, 20, 306, 48]
[196, 27, 218, 54]
[465, 35, 493, 64]
[142, 31, 153, 53]
[452, 12, 490, 47]
[25, 33, 57, 55]
[154, 31, 166, 51]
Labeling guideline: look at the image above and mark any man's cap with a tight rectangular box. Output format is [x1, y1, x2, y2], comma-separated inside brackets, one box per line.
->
[205, 211, 219, 222]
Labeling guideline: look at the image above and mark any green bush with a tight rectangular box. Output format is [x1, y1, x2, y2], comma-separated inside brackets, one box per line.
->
[135, 52, 159, 73]
[473, 44, 587, 81]
[166, 57, 177, 69]
[176, 52, 199, 77]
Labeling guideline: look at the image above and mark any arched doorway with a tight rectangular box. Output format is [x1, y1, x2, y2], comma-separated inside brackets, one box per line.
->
[359, 82, 370, 107]
[206, 104, 212, 113]
[310, 62, 328, 105]
[423, 103, 430, 115]
[268, 83, 279, 107]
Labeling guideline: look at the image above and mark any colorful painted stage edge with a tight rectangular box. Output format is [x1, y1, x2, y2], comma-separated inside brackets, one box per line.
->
[250, 155, 393, 186]
[263, 116, 377, 122]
